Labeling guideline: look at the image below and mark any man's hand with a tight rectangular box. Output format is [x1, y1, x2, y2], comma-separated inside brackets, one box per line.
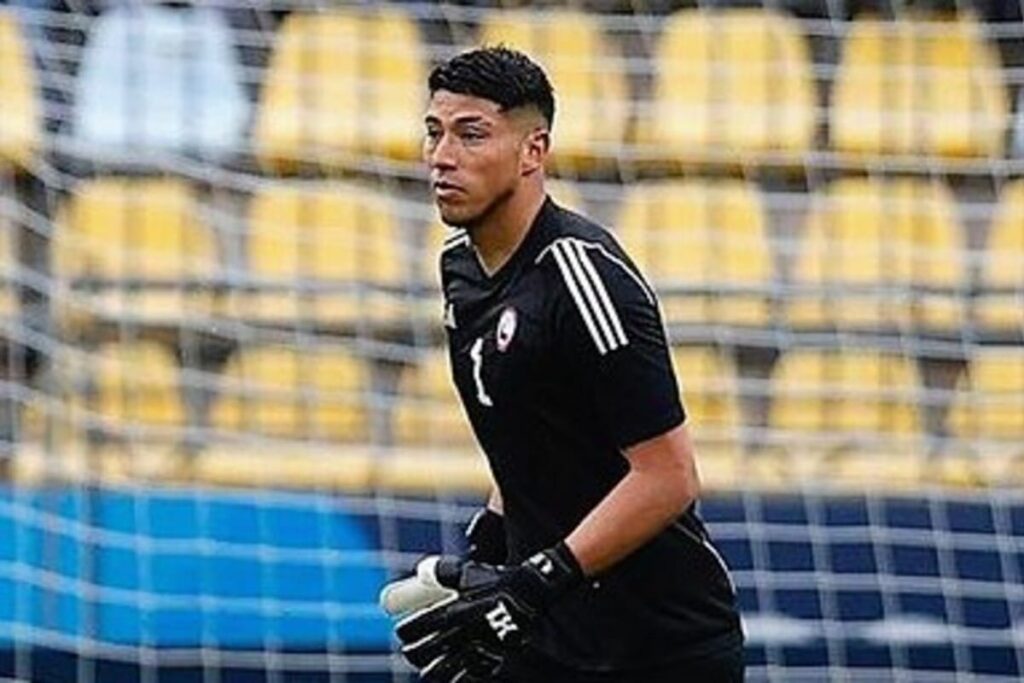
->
[395, 543, 583, 681]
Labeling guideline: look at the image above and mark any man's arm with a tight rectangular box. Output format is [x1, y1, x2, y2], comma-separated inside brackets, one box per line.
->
[566, 422, 698, 576]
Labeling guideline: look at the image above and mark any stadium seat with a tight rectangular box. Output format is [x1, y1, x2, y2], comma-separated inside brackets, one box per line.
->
[976, 180, 1024, 332]
[617, 180, 772, 326]
[769, 349, 924, 457]
[39, 342, 190, 479]
[253, 8, 426, 171]
[72, 5, 249, 162]
[831, 16, 1008, 160]
[0, 224, 19, 320]
[209, 345, 372, 443]
[671, 347, 743, 471]
[227, 183, 412, 328]
[392, 349, 476, 449]
[640, 9, 815, 164]
[948, 348, 1024, 457]
[789, 178, 965, 331]
[0, 10, 39, 169]
[51, 178, 220, 328]
[193, 446, 377, 491]
[477, 9, 628, 171]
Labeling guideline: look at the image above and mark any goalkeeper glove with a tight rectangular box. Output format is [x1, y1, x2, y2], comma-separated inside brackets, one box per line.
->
[395, 542, 583, 681]
[378, 507, 506, 618]
[379, 556, 458, 618]
[464, 507, 507, 564]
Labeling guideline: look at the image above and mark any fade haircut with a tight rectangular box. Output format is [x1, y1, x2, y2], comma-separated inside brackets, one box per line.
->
[428, 46, 555, 131]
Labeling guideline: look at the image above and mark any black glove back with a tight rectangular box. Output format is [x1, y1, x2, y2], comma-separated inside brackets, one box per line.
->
[395, 543, 583, 681]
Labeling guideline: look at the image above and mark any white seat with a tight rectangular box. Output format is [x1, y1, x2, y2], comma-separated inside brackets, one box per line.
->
[73, 5, 249, 161]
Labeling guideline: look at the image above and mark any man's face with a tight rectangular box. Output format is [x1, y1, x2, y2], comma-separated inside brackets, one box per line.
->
[424, 90, 545, 228]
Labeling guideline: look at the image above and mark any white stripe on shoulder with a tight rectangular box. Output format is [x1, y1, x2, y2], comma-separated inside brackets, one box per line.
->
[558, 241, 625, 352]
[549, 243, 609, 354]
[539, 237, 637, 355]
[571, 240, 628, 346]
[537, 237, 655, 307]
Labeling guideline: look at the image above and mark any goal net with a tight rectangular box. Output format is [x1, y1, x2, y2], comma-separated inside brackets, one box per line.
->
[0, 1, 1022, 681]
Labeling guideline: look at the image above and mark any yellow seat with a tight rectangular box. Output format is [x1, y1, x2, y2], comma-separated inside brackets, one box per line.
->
[789, 179, 965, 330]
[253, 9, 426, 171]
[948, 348, 1024, 456]
[640, 9, 815, 163]
[0, 11, 39, 169]
[0, 225, 18, 319]
[769, 349, 923, 455]
[977, 180, 1024, 331]
[42, 342, 188, 478]
[230, 184, 412, 327]
[617, 181, 772, 326]
[831, 16, 1008, 160]
[672, 347, 742, 452]
[52, 179, 219, 327]
[478, 10, 628, 171]
[210, 346, 371, 443]
[374, 450, 492, 494]
[393, 349, 476, 449]
[194, 446, 376, 491]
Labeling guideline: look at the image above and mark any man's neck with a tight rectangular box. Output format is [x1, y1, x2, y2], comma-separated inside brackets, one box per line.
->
[470, 186, 546, 276]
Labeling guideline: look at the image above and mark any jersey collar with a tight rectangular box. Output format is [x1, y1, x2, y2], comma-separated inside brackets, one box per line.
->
[473, 195, 557, 285]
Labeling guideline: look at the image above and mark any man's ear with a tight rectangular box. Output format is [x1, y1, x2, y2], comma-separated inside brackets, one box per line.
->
[520, 127, 550, 176]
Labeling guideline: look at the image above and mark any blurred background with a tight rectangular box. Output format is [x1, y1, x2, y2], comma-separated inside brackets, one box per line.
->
[0, 0, 1022, 680]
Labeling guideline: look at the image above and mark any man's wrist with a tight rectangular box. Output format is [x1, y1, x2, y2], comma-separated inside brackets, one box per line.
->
[520, 541, 584, 607]
[465, 507, 506, 564]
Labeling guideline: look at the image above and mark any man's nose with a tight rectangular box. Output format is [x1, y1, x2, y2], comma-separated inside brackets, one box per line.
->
[428, 133, 457, 169]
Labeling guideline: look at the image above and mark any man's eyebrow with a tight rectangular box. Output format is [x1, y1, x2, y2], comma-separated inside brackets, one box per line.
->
[423, 113, 494, 127]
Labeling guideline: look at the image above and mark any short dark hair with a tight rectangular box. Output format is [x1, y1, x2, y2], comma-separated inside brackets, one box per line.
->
[428, 46, 555, 130]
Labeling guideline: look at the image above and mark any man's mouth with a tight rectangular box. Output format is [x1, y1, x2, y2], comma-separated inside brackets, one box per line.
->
[433, 181, 464, 201]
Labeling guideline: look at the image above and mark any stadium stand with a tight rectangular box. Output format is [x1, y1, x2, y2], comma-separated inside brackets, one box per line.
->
[0, 10, 39, 170]
[209, 344, 373, 444]
[831, 13, 1009, 161]
[51, 178, 220, 330]
[948, 347, 1024, 458]
[392, 348, 474, 449]
[253, 7, 427, 172]
[617, 180, 773, 327]
[788, 178, 966, 331]
[768, 348, 924, 454]
[1, 3, 1023, 682]
[0, 222, 19, 322]
[224, 183, 415, 330]
[670, 346, 743, 471]
[638, 8, 816, 166]
[977, 179, 1024, 333]
[71, 4, 249, 163]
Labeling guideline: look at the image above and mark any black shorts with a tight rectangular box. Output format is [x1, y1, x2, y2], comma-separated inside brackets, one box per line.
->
[495, 644, 745, 683]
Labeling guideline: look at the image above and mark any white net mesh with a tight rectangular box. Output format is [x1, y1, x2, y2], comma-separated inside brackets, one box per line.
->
[0, 1, 1023, 681]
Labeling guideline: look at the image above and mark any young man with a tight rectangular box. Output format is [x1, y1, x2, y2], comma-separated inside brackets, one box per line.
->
[385, 46, 743, 682]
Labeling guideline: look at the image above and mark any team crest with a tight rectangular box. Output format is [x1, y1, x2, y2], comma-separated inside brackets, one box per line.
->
[496, 307, 517, 352]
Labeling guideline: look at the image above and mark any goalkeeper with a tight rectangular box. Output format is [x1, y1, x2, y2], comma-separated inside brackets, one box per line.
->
[381, 46, 743, 682]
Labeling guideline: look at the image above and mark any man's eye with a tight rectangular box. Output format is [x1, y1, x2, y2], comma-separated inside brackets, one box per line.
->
[462, 130, 486, 141]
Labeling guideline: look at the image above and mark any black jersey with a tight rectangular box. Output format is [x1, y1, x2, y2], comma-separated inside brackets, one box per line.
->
[439, 197, 742, 671]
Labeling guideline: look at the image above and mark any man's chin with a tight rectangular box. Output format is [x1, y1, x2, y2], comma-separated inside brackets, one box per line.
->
[437, 207, 478, 229]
